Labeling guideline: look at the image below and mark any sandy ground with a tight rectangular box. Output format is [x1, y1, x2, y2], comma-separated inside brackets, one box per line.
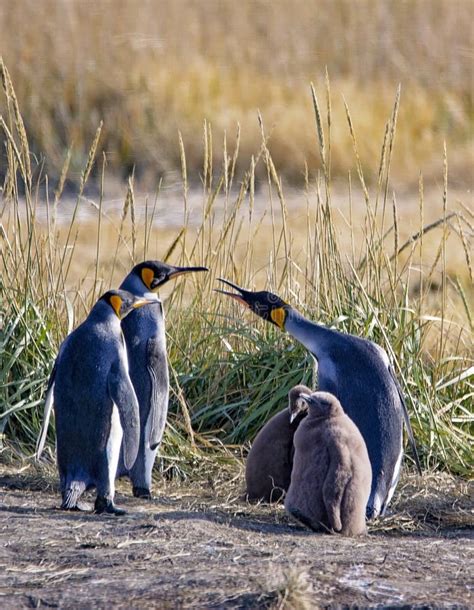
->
[0, 464, 472, 610]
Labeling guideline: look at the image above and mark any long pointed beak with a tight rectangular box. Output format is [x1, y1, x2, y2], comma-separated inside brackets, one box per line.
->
[168, 265, 208, 280]
[216, 277, 248, 293]
[289, 412, 298, 424]
[214, 278, 251, 307]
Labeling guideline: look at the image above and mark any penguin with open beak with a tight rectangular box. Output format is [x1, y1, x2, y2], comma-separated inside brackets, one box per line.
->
[215, 278, 422, 519]
[37, 290, 155, 514]
[118, 261, 208, 499]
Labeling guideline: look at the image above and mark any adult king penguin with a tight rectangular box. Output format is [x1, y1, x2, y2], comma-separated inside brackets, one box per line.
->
[118, 260, 208, 499]
[216, 279, 422, 518]
[37, 290, 154, 514]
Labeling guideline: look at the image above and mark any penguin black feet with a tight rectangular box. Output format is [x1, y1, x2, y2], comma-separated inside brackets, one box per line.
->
[94, 496, 126, 516]
[133, 486, 152, 499]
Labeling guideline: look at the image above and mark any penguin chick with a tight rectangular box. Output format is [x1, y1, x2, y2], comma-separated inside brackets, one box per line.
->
[39, 290, 154, 515]
[285, 391, 372, 537]
[245, 384, 312, 502]
[118, 260, 208, 499]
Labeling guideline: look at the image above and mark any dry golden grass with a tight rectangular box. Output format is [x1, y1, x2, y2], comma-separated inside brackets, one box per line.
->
[0, 0, 472, 185]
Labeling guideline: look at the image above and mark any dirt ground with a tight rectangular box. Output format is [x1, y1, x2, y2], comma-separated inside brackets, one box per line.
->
[0, 461, 472, 610]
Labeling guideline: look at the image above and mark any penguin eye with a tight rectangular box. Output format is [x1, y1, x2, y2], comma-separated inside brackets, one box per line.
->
[141, 267, 154, 290]
[109, 295, 123, 318]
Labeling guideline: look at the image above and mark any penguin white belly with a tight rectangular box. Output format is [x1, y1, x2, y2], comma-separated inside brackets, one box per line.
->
[107, 405, 124, 494]
[384, 438, 404, 509]
[143, 414, 158, 488]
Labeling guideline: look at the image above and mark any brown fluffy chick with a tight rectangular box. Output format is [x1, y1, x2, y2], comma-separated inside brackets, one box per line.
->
[285, 391, 372, 536]
[245, 384, 312, 502]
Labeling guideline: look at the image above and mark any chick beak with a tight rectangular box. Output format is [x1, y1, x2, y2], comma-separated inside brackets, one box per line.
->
[214, 278, 251, 308]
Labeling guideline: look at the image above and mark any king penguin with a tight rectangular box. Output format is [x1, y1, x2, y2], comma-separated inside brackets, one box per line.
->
[118, 260, 208, 499]
[36, 290, 154, 514]
[215, 279, 422, 518]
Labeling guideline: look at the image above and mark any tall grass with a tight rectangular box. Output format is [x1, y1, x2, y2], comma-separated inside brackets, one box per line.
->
[0, 63, 472, 477]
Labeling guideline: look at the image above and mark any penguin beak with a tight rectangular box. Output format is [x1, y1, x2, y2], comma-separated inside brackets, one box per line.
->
[132, 297, 156, 309]
[157, 266, 208, 287]
[214, 278, 252, 308]
[290, 393, 311, 422]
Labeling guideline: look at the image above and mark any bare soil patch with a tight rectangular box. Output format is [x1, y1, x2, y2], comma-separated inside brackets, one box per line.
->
[0, 461, 472, 609]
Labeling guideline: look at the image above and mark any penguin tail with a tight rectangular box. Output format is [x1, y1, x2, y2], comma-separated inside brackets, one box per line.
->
[61, 481, 86, 510]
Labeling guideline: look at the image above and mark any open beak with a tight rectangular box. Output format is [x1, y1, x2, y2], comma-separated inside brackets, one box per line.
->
[214, 278, 251, 308]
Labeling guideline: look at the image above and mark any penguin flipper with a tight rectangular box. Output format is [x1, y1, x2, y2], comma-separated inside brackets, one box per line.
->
[36, 360, 57, 460]
[146, 336, 169, 451]
[107, 361, 140, 471]
[389, 365, 422, 475]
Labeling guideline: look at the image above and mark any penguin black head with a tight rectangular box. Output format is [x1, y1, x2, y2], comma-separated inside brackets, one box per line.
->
[288, 384, 312, 424]
[299, 391, 343, 419]
[215, 278, 290, 329]
[100, 290, 155, 320]
[131, 260, 208, 292]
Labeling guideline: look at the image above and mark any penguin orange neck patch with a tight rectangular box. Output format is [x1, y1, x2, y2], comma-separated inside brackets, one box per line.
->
[109, 295, 122, 318]
[270, 307, 287, 329]
[141, 267, 154, 290]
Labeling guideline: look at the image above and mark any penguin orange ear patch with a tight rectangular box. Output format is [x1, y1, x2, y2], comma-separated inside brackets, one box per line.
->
[110, 295, 122, 318]
[271, 307, 287, 329]
[141, 267, 154, 290]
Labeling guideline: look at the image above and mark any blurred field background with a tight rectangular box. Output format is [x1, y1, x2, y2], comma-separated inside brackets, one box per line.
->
[0, 0, 473, 477]
[0, 0, 473, 186]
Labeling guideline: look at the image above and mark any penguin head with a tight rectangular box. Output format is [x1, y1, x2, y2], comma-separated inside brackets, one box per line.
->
[215, 278, 290, 329]
[288, 384, 312, 423]
[299, 391, 344, 419]
[131, 261, 208, 292]
[101, 290, 155, 320]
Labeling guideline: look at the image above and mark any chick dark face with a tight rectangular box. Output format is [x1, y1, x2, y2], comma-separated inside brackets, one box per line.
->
[101, 289, 155, 320]
[215, 278, 290, 329]
[132, 261, 208, 292]
[302, 391, 343, 418]
[288, 384, 312, 423]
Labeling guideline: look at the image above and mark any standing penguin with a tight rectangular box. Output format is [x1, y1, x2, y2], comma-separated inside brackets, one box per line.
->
[246, 384, 311, 503]
[215, 279, 421, 518]
[37, 290, 154, 514]
[118, 260, 208, 499]
[285, 391, 372, 537]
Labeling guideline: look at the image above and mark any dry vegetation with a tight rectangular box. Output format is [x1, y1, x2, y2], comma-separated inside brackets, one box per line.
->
[0, 457, 472, 609]
[0, 0, 472, 185]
